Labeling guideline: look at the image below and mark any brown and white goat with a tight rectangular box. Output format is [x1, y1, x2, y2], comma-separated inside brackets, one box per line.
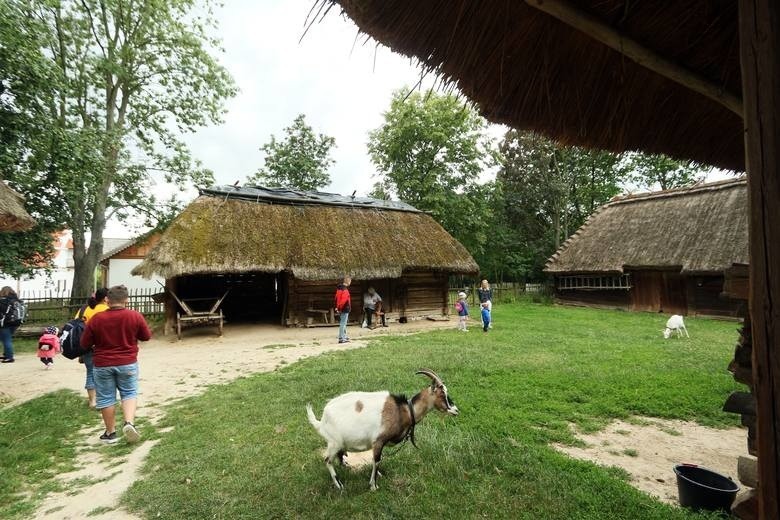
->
[306, 369, 459, 490]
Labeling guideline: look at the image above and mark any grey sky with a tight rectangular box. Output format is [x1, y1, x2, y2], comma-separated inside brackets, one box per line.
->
[181, 1, 441, 195]
[107, 1, 732, 236]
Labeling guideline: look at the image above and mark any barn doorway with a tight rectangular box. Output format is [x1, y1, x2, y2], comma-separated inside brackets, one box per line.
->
[629, 269, 687, 315]
[174, 272, 286, 324]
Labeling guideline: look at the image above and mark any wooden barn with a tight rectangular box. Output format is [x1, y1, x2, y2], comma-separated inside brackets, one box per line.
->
[132, 186, 478, 329]
[544, 178, 747, 317]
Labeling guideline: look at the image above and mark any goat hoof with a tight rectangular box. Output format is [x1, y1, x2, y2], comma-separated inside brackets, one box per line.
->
[370, 483, 378, 491]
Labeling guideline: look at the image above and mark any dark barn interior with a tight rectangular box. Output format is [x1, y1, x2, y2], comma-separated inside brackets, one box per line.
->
[173, 272, 286, 324]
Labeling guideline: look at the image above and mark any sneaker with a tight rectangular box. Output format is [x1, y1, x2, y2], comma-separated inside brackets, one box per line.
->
[123, 422, 141, 444]
[100, 431, 118, 444]
[1, 358, 14, 363]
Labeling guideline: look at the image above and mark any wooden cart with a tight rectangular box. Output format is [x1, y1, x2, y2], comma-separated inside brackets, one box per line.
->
[168, 289, 230, 340]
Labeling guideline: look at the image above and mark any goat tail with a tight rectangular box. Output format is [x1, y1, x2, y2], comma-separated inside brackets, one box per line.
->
[306, 403, 321, 430]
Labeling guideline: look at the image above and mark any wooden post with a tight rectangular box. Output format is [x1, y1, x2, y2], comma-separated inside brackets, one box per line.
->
[164, 277, 176, 337]
[739, 1, 780, 518]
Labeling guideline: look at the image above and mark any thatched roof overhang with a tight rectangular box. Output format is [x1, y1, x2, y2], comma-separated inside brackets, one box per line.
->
[0, 182, 35, 232]
[327, 0, 743, 171]
[132, 191, 478, 280]
[545, 178, 748, 275]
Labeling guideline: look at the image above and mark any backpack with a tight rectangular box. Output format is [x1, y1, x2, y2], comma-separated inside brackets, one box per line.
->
[60, 307, 87, 360]
[0, 298, 27, 327]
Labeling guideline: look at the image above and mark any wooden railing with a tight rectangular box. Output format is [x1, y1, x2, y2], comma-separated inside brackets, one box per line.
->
[17, 287, 164, 328]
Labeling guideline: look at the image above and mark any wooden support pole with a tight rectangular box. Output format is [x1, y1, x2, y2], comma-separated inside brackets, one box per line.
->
[525, 0, 743, 117]
[739, 1, 780, 518]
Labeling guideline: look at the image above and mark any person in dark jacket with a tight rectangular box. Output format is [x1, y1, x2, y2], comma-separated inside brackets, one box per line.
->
[334, 277, 352, 343]
[0, 286, 20, 363]
[477, 279, 493, 328]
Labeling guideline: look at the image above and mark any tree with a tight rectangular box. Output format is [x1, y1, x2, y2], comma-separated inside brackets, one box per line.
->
[625, 152, 707, 190]
[0, 0, 235, 296]
[497, 130, 625, 279]
[0, 1, 61, 275]
[248, 114, 335, 191]
[367, 89, 496, 256]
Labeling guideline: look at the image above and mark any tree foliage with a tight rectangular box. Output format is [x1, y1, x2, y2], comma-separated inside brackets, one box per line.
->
[624, 152, 707, 190]
[367, 89, 496, 257]
[0, 0, 235, 295]
[248, 114, 335, 191]
[495, 130, 625, 280]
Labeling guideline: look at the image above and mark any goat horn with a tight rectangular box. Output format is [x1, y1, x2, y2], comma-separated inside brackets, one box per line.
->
[416, 369, 443, 386]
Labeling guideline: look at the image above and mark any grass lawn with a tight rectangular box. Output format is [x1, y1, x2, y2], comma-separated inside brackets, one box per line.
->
[123, 302, 740, 519]
[0, 390, 96, 519]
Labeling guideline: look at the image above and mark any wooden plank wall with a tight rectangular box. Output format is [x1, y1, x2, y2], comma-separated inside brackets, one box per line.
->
[687, 276, 746, 317]
[554, 288, 630, 310]
[286, 271, 449, 326]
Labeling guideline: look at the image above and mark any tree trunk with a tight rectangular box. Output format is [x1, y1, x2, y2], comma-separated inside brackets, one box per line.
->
[739, 1, 780, 518]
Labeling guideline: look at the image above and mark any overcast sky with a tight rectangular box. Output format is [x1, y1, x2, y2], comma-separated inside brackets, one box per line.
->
[107, 1, 733, 236]
[181, 1, 448, 195]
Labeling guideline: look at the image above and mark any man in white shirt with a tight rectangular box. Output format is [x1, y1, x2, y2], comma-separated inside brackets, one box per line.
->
[363, 287, 386, 328]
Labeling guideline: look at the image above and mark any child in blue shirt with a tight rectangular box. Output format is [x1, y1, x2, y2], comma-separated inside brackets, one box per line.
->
[481, 302, 491, 332]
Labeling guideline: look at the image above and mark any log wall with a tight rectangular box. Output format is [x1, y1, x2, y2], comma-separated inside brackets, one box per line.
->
[286, 270, 450, 327]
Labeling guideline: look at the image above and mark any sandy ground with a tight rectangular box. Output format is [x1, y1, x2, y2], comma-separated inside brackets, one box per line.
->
[553, 418, 747, 504]
[0, 319, 453, 520]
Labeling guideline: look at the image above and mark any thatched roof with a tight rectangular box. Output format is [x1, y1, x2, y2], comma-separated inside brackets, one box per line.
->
[327, 1, 743, 171]
[132, 187, 478, 280]
[545, 178, 748, 275]
[0, 182, 35, 232]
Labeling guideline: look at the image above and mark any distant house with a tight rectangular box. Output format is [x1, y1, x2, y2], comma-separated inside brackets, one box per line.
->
[133, 186, 478, 328]
[99, 232, 163, 291]
[0, 232, 150, 295]
[544, 178, 747, 317]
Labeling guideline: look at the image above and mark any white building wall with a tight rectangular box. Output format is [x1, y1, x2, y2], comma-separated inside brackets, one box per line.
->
[107, 259, 163, 291]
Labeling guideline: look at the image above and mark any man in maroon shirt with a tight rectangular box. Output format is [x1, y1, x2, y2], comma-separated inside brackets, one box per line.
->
[81, 285, 152, 444]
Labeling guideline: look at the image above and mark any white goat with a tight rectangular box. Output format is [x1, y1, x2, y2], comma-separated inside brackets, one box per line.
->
[663, 314, 689, 338]
[306, 369, 459, 491]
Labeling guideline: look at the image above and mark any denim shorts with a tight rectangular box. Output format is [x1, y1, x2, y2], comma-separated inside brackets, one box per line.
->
[94, 363, 139, 409]
[83, 351, 95, 390]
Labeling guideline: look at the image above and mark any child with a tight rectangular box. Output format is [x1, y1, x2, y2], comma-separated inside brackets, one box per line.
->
[37, 326, 60, 369]
[455, 291, 469, 331]
[481, 302, 491, 332]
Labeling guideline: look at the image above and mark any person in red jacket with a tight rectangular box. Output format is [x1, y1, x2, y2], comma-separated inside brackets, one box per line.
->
[334, 276, 352, 343]
[81, 285, 152, 444]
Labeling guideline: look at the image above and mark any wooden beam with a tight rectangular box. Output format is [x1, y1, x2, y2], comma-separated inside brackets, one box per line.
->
[738, 1, 780, 518]
[525, 0, 744, 118]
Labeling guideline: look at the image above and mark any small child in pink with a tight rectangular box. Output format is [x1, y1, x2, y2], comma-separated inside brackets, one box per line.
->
[37, 326, 60, 369]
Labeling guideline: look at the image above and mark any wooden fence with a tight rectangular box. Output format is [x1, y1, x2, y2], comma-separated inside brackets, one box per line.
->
[18, 287, 164, 327]
[447, 282, 552, 307]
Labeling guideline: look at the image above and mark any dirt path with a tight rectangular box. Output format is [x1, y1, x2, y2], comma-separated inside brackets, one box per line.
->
[553, 418, 747, 505]
[1, 320, 453, 520]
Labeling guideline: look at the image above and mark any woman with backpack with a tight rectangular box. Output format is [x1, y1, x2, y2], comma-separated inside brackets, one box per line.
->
[80, 288, 109, 408]
[0, 286, 21, 363]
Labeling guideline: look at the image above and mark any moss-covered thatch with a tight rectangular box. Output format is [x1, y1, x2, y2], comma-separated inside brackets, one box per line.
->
[545, 178, 748, 274]
[133, 194, 478, 280]
[0, 182, 35, 232]
[326, 1, 743, 171]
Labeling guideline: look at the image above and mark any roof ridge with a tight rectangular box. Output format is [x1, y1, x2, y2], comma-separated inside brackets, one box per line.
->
[545, 203, 611, 270]
[608, 176, 746, 206]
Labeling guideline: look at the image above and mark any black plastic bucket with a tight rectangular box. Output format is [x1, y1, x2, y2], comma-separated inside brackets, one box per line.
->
[674, 464, 739, 512]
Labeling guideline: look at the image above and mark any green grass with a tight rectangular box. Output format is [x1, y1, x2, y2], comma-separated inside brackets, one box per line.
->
[123, 302, 739, 519]
[0, 390, 96, 519]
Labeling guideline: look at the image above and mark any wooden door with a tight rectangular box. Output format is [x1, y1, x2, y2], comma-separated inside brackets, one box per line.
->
[629, 271, 662, 312]
[661, 272, 688, 315]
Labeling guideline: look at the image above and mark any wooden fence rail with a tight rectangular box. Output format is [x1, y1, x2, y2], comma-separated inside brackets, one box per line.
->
[447, 282, 552, 307]
[18, 287, 164, 327]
